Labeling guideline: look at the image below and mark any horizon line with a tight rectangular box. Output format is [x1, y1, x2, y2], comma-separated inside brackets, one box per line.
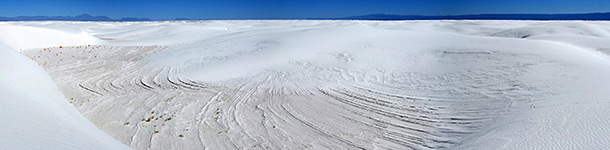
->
[2, 11, 610, 21]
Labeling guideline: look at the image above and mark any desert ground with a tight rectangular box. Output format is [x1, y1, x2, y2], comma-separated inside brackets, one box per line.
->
[2, 20, 610, 149]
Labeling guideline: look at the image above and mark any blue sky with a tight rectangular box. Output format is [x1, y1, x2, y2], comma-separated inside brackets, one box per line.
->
[1, 0, 610, 19]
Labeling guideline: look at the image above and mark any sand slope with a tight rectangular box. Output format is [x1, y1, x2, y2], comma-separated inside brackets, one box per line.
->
[0, 42, 129, 149]
[4, 20, 610, 149]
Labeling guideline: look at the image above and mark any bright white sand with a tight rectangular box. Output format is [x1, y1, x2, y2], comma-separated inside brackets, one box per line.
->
[3, 20, 610, 149]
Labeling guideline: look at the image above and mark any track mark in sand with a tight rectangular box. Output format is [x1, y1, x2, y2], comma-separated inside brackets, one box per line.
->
[79, 84, 103, 96]
[140, 78, 154, 90]
[281, 104, 367, 150]
[23, 45, 546, 150]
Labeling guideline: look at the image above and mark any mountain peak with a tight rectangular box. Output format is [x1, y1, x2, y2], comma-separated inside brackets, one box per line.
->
[76, 14, 92, 17]
[0, 14, 151, 21]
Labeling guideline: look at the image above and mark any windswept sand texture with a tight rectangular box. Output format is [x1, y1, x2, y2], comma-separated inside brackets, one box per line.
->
[9, 20, 610, 149]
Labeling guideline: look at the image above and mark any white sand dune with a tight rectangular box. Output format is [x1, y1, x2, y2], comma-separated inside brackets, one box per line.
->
[0, 44, 129, 149]
[3, 20, 610, 149]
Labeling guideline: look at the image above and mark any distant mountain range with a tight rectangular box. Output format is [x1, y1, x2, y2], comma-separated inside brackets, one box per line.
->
[330, 12, 610, 20]
[0, 14, 151, 21]
[2, 12, 610, 21]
